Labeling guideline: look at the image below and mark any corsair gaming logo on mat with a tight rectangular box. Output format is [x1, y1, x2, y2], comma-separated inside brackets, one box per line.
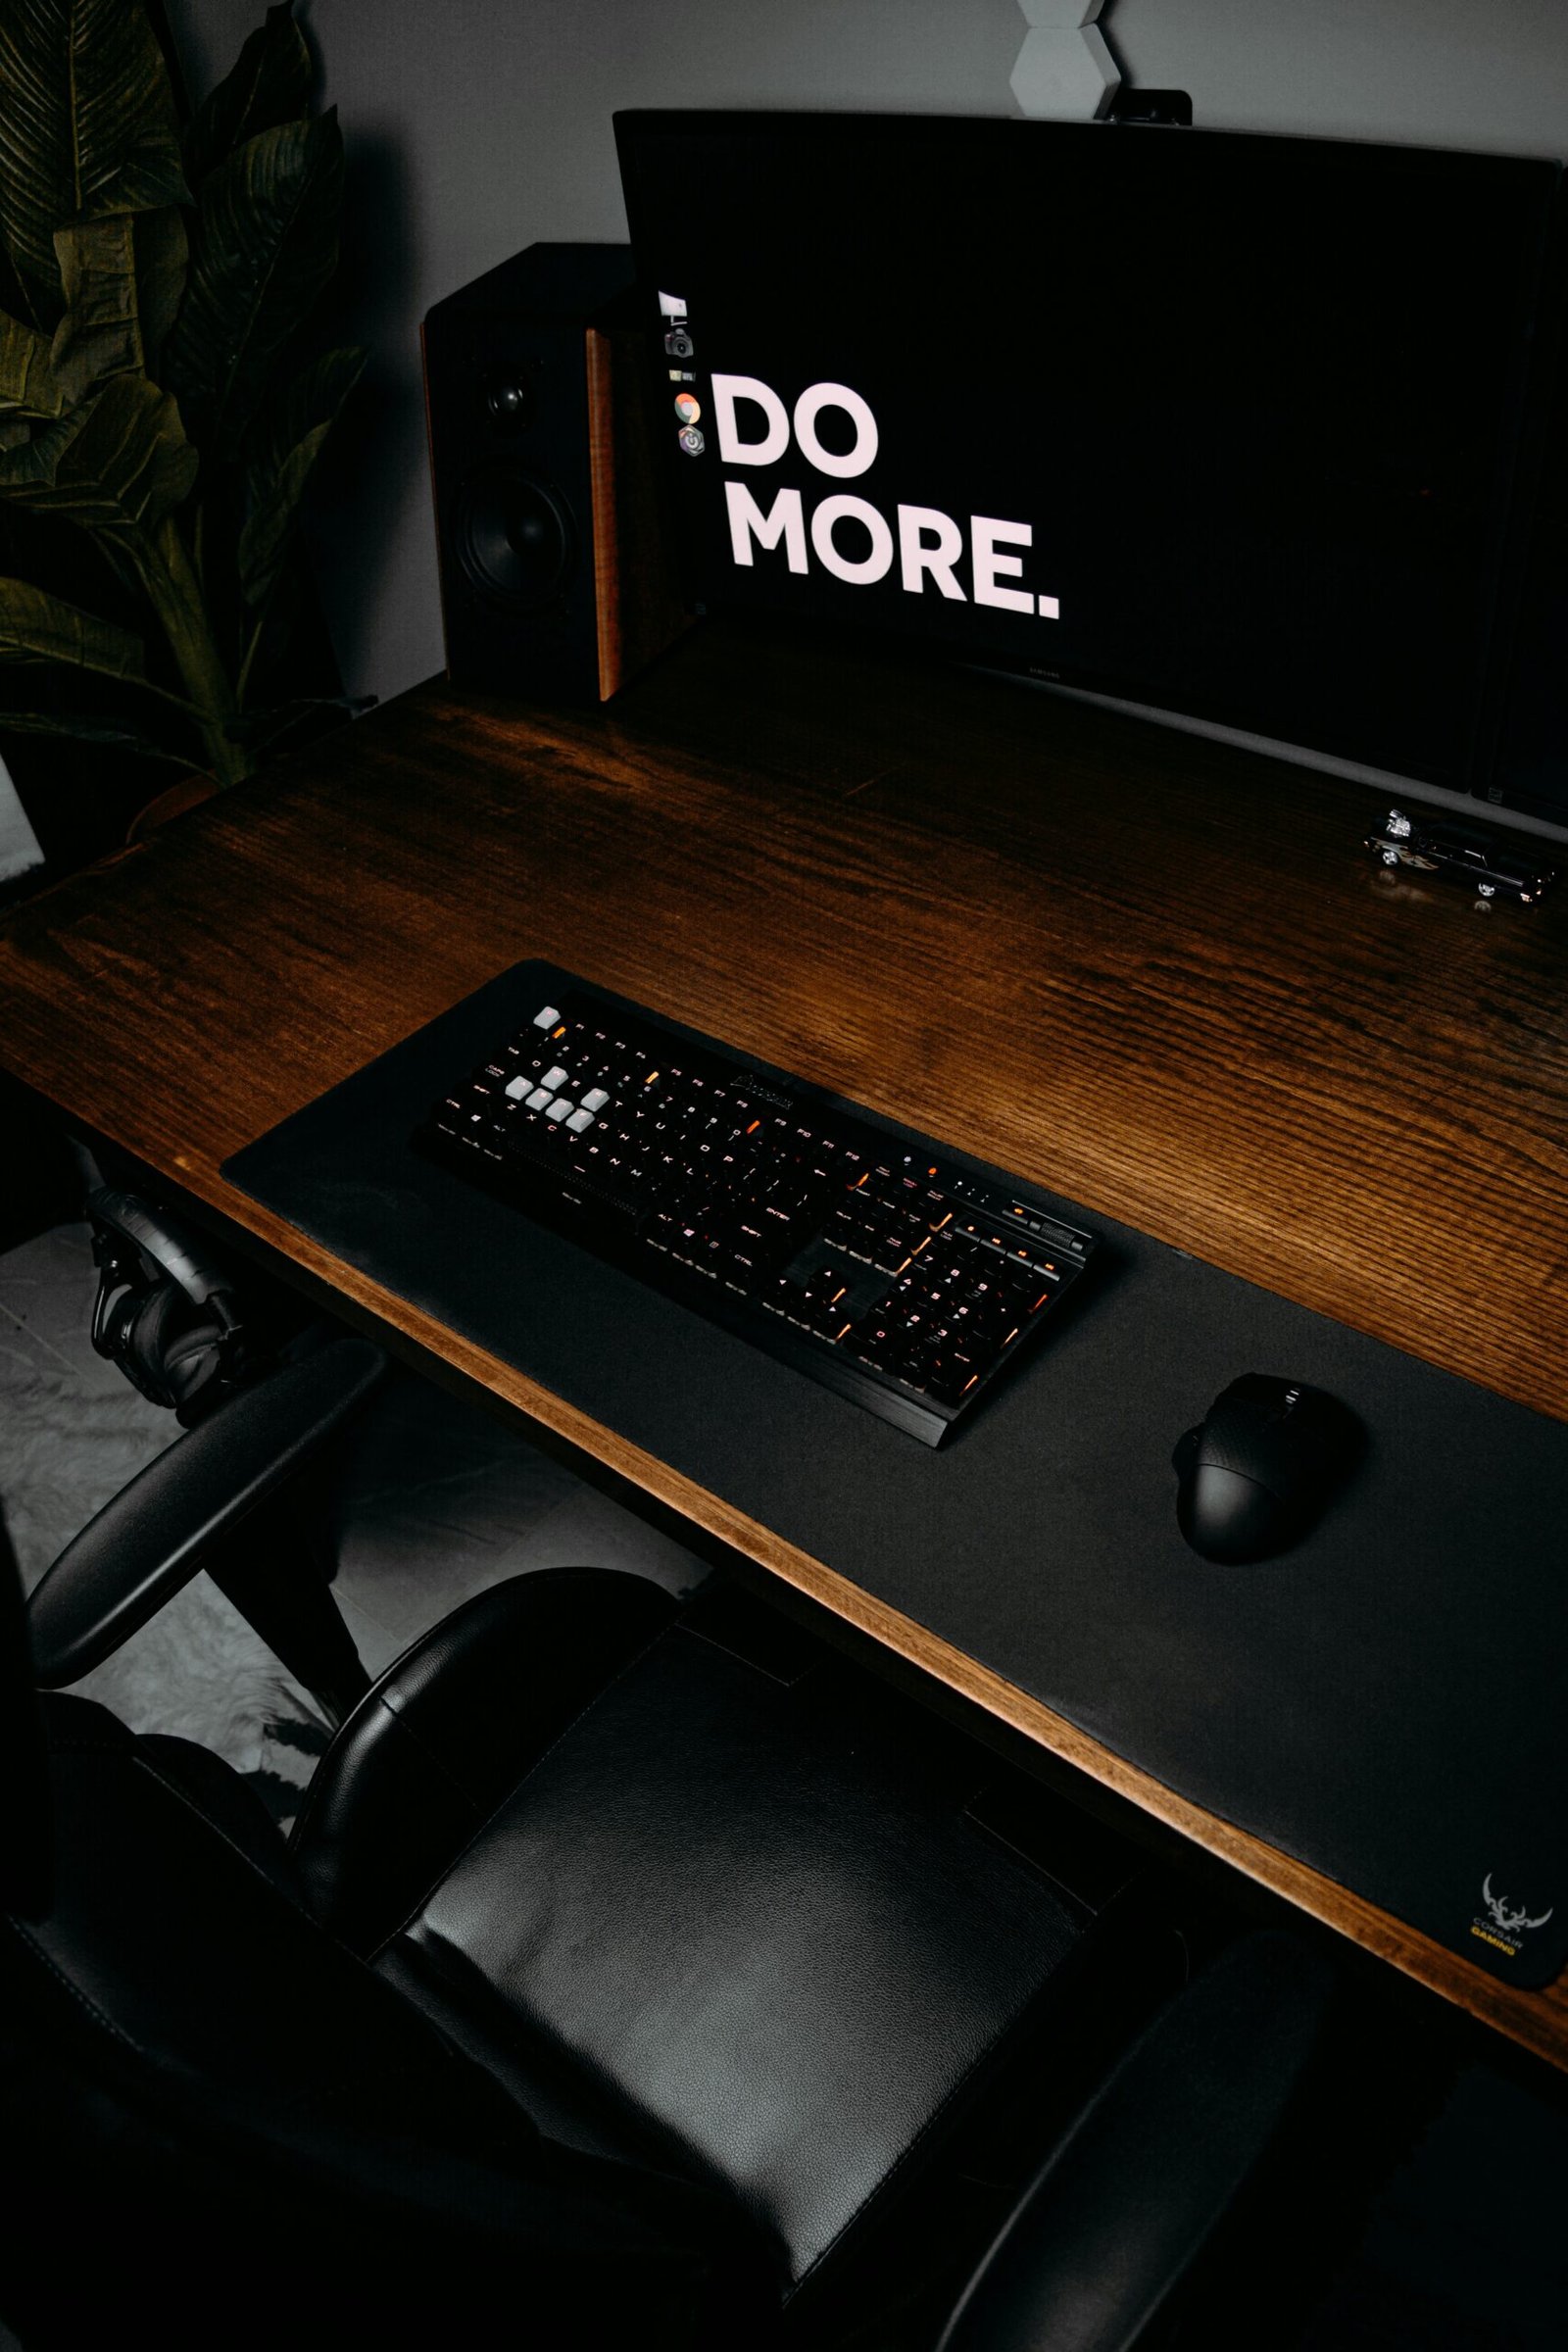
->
[1470, 1872, 1555, 1961]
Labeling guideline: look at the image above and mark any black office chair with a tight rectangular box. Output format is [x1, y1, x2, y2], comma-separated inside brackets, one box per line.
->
[6, 1334, 1335, 2349]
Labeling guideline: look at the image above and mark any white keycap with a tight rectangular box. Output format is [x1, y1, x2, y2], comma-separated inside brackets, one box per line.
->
[566, 1108, 595, 1133]
[532, 1004, 561, 1029]
[542, 1065, 568, 1090]
[580, 1087, 611, 1112]
[526, 1088, 553, 1110]
[546, 1098, 571, 1120]
[505, 1076, 529, 1100]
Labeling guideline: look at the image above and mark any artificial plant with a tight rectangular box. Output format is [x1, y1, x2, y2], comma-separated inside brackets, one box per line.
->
[0, 0, 365, 789]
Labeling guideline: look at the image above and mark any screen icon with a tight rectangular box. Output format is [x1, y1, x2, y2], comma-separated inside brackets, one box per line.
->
[660, 290, 693, 361]
[674, 392, 702, 424]
[678, 425, 706, 456]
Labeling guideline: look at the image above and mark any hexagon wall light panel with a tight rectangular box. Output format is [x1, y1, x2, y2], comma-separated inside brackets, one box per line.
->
[1011, 2, 1121, 121]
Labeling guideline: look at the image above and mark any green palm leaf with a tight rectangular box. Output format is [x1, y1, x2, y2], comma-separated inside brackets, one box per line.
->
[183, 1, 311, 190]
[0, 4, 357, 802]
[0, 372, 250, 780]
[46, 220, 137, 393]
[0, 372, 197, 598]
[163, 111, 343, 464]
[46, 206, 188, 398]
[0, 303, 69, 421]
[237, 343, 363, 609]
[0, 0, 188, 328]
[0, 574, 147, 679]
[135, 207, 189, 377]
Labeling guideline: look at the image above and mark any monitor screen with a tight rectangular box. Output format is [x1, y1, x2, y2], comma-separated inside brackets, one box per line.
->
[1484, 221, 1568, 824]
[615, 113, 1560, 791]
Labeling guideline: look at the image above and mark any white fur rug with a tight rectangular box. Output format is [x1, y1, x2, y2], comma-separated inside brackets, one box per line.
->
[0, 1224, 329, 1819]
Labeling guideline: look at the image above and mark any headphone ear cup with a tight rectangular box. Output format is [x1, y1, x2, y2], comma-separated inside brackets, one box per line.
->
[123, 1283, 201, 1410]
[159, 1316, 228, 1410]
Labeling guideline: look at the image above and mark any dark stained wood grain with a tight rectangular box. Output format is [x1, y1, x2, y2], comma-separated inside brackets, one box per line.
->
[3, 616, 1566, 2065]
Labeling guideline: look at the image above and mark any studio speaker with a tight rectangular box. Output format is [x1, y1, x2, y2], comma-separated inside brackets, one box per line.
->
[421, 243, 690, 703]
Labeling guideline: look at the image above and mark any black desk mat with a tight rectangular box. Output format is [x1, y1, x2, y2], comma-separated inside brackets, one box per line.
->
[224, 961, 1568, 1986]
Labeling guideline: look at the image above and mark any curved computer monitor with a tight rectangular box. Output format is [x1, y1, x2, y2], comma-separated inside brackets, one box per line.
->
[614, 111, 1561, 796]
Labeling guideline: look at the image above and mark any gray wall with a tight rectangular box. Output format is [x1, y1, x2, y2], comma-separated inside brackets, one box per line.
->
[173, 0, 1568, 714]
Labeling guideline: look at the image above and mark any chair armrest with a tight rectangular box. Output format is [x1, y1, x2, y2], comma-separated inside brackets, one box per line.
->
[26, 1339, 385, 1688]
[937, 1932, 1334, 2352]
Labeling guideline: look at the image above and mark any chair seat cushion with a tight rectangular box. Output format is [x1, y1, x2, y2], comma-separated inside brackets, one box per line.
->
[386, 1589, 1093, 2303]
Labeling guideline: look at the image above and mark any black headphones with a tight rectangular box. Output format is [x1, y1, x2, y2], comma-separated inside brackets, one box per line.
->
[87, 1189, 253, 1421]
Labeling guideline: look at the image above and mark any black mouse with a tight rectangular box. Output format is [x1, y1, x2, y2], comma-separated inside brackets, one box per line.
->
[1173, 1375, 1358, 1563]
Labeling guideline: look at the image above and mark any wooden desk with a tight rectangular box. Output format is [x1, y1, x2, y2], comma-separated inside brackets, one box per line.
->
[3, 621, 1566, 2064]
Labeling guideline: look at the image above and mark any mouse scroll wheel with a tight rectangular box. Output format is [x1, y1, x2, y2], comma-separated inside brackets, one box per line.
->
[1171, 1427, 1201, 1479]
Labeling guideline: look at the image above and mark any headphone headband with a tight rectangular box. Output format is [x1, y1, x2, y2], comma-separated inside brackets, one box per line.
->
[87, 1188, 232, 1310]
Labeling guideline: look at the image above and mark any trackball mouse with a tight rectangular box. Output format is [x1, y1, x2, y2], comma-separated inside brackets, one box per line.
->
[1173, 1375, 1359, 1563]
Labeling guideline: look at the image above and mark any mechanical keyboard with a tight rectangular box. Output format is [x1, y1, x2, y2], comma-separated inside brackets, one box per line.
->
[418, 974, 1096, 1445]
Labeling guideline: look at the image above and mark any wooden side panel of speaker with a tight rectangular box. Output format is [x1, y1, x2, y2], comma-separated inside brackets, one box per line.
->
[586, 325, 693, 701]
[418, 317, 455, 679]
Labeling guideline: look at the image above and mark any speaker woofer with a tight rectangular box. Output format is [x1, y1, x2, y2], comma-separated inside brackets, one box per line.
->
[456, 464, 572, 610]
